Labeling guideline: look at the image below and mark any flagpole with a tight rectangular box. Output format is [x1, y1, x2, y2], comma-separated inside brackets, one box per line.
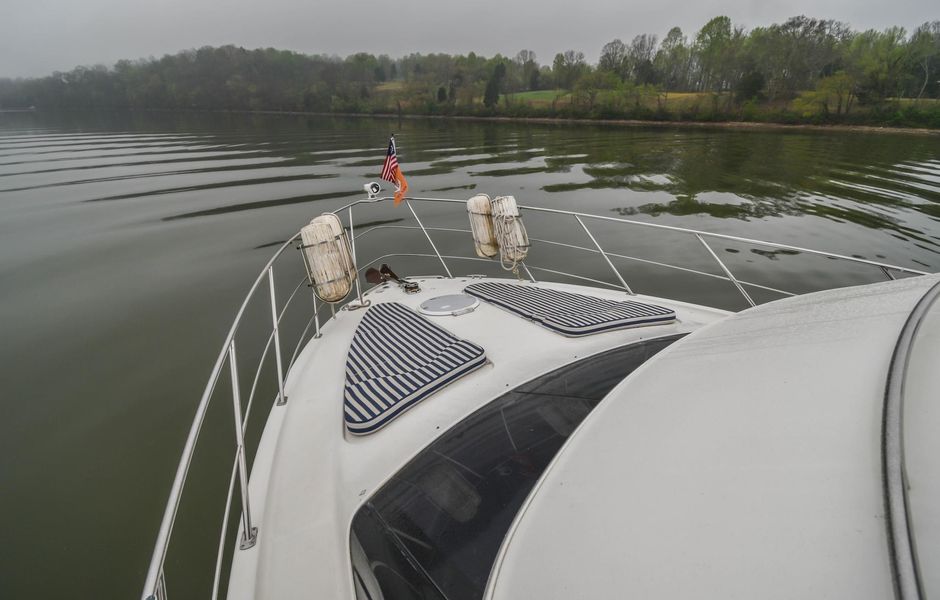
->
[391, 135, 399, 195]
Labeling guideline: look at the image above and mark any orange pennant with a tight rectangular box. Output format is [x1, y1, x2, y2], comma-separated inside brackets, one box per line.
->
[393, 170, 409, 206]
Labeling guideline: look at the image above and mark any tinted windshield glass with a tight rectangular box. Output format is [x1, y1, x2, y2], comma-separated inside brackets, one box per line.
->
[351, 335, 683, 600]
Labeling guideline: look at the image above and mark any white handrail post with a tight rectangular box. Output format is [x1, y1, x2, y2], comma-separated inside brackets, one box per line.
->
[694, 234, 756, 308]
[298, 238, 323, 339]
[406, 200, 453, 278]
[521, 262, 537, 283]
[267, 267, 288, 406]
[155, 569, 167, 600]
[575, 216, 634, 294]
[312, 293, 322, 339]
[228, 341, 258, 550]
[346, 206, 369, 309]
[210, 459, 239, 600]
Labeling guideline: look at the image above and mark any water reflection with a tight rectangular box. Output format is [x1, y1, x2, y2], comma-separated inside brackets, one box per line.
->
[612, 197, 801, 220]
[163, 189, 360, 220]
[1, 110, 927, 244]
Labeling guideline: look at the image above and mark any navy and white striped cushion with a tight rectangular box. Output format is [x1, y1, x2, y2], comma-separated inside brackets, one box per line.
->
[464, 282, 675, 337]
[344, 302, 486, 435]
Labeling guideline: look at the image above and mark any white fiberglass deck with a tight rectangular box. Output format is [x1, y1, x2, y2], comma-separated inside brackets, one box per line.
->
[226, 276, 728, 599]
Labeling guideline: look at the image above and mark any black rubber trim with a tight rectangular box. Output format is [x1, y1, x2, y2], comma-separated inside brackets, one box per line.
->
[882, 277, 940, 600]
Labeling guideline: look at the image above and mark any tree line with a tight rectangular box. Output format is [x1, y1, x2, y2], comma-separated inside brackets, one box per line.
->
[2, 15, 939, 127]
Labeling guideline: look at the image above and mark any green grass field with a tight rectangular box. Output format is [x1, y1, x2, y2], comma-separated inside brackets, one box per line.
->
[508, 90, 572, 106]
[507, 89, 717, 111]
[374, 81, 405, 92]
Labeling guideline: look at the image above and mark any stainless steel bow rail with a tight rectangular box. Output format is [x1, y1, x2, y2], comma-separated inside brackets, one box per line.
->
[141, 194, 930, 600]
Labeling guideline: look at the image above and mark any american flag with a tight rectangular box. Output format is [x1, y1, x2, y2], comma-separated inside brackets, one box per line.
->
[380, 136, 399, 183]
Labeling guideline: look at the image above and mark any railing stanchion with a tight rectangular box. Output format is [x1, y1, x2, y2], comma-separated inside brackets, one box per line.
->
[155, 570, 167, 600]
[211, 458, 239, 600]
[267, 267, 288, 406]
[521, 262, 537, 283]
[346, 206, 369, 308]
[406, 200, 453, 278]
[298, 240, 323, 339]
[312, 294, 322, 339]
[575, 216, 634, 294]
[228, 340, 258, 550]
[695, 234, 756, 307]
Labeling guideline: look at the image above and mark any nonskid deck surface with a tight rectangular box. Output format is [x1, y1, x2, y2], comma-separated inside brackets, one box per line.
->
[227, 276, 729, 600]
[464, 281, 677, 336]
[343, 301, 487, 434]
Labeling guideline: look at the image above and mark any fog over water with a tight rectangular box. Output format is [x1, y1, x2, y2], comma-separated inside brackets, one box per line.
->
[2, 0, 938, 77]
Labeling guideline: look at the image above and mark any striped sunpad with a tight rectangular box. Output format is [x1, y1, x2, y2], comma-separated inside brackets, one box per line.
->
[464, 281, 676, 337]
[343, 302, 487, 435]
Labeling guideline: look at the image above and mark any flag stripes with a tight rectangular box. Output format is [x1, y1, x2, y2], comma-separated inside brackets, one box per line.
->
[380, 137, 400, 182]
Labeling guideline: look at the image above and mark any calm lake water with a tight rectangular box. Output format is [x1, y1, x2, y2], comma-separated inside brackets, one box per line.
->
[0, 111, 938, 598]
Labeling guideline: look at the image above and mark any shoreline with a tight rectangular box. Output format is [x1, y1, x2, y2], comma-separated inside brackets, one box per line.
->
[246, 109, 940, 137]
[18, 107, 939, 136]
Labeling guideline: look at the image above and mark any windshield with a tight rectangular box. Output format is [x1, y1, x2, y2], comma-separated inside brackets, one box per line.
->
[350, 335, 684, 600]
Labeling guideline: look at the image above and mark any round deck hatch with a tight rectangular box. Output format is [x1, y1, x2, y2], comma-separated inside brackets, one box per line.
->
[418, 294, 479, 316]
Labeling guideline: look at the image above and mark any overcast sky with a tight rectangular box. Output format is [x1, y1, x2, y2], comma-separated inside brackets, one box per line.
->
[1, 0, 937, 78]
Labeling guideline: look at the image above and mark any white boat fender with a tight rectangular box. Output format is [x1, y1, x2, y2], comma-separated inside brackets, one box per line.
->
[466, 193, 499, 258]
[491, 195, 530, 272]
[299, 213, 357, 303]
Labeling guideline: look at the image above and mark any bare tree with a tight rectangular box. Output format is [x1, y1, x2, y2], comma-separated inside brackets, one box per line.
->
[655, 27, 690, 90]
[628, 34, 659, 83]
[513, 50, 540, 91]
[909, 22, 940, 100]
[599, 39, 627, 79]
